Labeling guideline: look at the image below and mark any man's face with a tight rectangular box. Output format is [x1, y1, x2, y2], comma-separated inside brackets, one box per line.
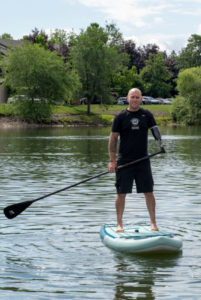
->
[127, 90, 142, 111]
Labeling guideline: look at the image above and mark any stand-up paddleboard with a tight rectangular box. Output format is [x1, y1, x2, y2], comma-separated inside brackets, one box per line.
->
[100, 223, 182, 253]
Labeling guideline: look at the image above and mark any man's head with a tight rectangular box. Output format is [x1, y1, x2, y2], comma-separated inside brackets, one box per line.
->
[127, 88, 142, 111]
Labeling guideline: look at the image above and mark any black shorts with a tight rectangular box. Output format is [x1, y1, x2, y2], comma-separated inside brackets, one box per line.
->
[115, 160, 154, 194]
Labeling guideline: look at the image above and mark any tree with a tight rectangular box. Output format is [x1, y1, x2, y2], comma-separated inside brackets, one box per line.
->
[122, 40, 161, 73]
[49, 29, 70, 58]
[23, 28, 49, 49]
[2, 42, 80, 121]
[112, 66, 144, 96]
[177, 34, 201, 69]
[172, 67, 201, 125]
[70, 23, 128, 114]
[140, 53, 172, 97]
[0, 33, 13, 39]
[24, 28, 71, 58]
[122, 40, 143, 73]
[164, 50, 179, 96]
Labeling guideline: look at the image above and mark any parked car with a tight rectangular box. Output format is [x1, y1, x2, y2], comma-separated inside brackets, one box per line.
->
[159, 98, 173, 104]
[150, 98, 162, 104]
[117, 97, 128, 105]
[142, 97, 155, 104]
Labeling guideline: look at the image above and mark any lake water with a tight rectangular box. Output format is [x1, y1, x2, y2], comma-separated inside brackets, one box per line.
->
[0, 125, 201, 299]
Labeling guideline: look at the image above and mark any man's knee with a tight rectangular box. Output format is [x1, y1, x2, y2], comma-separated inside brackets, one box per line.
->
[116, 193, 126, 200]
[144, 192, 154, 200]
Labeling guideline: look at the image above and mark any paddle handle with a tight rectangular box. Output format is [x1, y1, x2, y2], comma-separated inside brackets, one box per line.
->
[117, 147, 165, 170]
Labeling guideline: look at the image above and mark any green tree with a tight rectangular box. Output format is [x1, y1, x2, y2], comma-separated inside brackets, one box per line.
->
[177, 34, 201, 69]
[140, 53, 172, 97]
[2, 42, 80, 121]
[0, 33, 13, 39]
[70, 23, 128, 114]
[49, 29, 69, 45]
[23, 28, 49, 49]
[172, 67, 201, 125]
[112, 66, 144, 96]
[49, 29, 70, 58]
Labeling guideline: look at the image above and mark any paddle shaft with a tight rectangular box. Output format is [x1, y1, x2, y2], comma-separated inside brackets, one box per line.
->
[4, 148, 165, 219]
[29, 148, 164, 203]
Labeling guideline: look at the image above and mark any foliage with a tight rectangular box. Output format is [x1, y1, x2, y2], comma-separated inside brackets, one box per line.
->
[0, 103, 13, 115]
[177, 34, 201, 69]
[24, 28, 71, 58]
[49, 29, 70, 58]
[112, 66, 144, 96]
[101, 114, 114, 125]
[70, 23, 128, 114]
[12, 100, 52, 123]
[2, 42, 80, 103]
[122, 40, 161, 73]
[0, 33, 13, 39]
[49, 29, 69, 45]
[164, 51, 179, 96]
[171, 96, 189, 123]
[140, 53, 172, 97]
[172, 67, 201, 125]
[23, 28, 49, 49]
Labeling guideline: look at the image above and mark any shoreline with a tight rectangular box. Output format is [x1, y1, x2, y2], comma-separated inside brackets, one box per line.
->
[0, 115, 180, 129]
[0, 115, 108, 129]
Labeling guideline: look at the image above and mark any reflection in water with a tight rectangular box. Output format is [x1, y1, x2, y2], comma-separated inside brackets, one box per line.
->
[113, 252, 181, 300]
[0, 125, 201, 299]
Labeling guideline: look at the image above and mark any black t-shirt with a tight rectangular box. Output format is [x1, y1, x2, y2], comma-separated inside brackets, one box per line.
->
[112, 108, 156, 163]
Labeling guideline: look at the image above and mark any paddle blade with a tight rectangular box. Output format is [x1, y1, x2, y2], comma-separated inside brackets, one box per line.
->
[4, 200, 34, 219]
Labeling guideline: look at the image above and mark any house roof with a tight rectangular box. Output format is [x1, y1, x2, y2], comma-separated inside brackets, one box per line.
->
[0, 39, 23, 55]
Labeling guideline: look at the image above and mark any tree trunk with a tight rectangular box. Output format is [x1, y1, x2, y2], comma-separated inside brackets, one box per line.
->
[0, 85, 8, 103]
[87, 98, 91, 115]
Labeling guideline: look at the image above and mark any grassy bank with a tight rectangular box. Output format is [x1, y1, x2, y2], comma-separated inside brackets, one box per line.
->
[52, 104, 172, 125]
[0, 103, 172, 126]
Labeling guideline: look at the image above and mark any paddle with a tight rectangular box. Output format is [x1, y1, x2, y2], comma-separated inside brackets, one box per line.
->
[4, 147, 165, 219]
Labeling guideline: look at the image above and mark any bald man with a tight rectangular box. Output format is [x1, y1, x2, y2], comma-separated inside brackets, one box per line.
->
[108, 88, 162, 232]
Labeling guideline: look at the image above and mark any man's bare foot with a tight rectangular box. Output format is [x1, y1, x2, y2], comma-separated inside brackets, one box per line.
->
[116, 225, 124, 232]
[151, 224, 159, 231]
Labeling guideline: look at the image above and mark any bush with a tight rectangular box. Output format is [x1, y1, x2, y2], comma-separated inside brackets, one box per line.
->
[172, 67, 201, 125]
[171, 96, 191, 124]
[12, 100, 52, 123]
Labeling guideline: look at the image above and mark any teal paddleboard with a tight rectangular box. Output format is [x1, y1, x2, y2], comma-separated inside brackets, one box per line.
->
[100, 223, 182, 253]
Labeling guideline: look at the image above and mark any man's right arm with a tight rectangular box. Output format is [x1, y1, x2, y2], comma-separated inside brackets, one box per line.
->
[108, 132, 119, 173]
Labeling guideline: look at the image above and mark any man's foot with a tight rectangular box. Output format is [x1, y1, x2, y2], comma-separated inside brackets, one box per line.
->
[116, 225, 124, 232]
[151, 224, 159, 231]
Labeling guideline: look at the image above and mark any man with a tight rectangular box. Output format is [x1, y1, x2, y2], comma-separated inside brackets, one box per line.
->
[108, 88, 163, 232]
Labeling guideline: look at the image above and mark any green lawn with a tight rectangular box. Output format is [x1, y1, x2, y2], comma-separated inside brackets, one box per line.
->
[0, 103, 173, 125]
[52, 104, 172, 115]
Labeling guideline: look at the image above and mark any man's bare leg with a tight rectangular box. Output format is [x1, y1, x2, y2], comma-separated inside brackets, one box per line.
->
[116, 193, 126, 232]
[144, 192, 158, 231]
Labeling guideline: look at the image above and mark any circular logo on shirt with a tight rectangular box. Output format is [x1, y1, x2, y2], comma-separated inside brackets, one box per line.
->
[131, 118, 139, 126]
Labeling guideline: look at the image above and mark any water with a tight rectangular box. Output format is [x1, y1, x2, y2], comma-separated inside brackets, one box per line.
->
[0, 125, 200, 299]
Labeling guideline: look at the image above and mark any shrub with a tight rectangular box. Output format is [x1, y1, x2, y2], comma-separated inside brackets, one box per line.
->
[12, 100, 52, 123]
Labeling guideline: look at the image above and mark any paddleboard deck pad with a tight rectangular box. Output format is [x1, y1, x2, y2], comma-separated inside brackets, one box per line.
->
[100, 223, 182, 253]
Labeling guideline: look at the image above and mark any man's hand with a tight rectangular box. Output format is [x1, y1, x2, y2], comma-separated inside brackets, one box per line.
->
[108, 161, 117, 173]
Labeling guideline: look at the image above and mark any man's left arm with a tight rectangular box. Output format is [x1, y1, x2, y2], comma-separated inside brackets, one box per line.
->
[150, 125, 164, 151]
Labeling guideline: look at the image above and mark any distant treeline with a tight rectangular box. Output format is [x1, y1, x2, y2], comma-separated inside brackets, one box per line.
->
[0, 24, 201, 124]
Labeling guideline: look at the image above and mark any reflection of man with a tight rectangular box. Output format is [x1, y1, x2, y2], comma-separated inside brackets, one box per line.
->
[108, 88, 163, 232]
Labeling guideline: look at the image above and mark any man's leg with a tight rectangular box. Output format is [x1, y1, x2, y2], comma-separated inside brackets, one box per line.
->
[116, 193, 126, 232]
[144, 192, 158, 231]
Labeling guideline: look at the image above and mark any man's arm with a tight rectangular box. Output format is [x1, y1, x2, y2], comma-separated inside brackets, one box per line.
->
[108, 132, 119, 173]
[150, 125, 164, 149]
